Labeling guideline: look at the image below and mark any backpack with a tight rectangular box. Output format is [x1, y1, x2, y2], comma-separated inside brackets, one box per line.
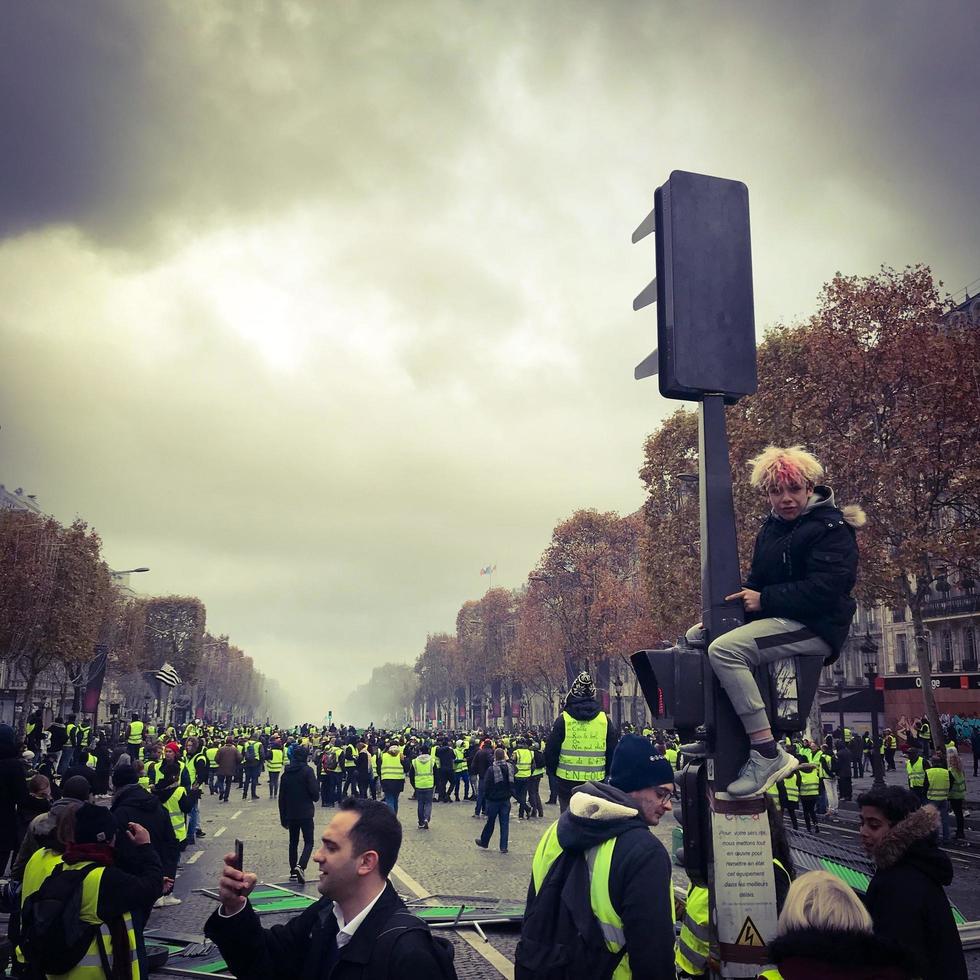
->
[533, 747, 546, 771]
[19, 864, 109, 977]
[244, 742, 257, 763]
[514, 848, 626, 980]
[369, 912, 456, 979]
[321, 750, 338, 771]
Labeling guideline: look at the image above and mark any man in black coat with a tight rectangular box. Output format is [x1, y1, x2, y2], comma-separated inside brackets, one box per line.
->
[279, 746, 320, 883]
[110, 764, 181, 899]
[682, 446, 865, 798]
[0, 724, 28, 877]
[205, 797, 454, 980]
[859, 786, 967, 980]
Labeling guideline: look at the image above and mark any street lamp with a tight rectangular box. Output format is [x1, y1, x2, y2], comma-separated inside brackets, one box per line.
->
[613, 673, 624, 733]
[861, 630, 886, 790]
[833, 664, 846, 736]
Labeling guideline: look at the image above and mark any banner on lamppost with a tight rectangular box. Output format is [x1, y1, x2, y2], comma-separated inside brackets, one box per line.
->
[82, 645, 109, 714]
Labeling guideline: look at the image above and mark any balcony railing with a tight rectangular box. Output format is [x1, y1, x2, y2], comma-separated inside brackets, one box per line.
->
[894, 661, 909, 674]
[938, 659, 955, 673]
[923, 595, 980, 618]
[963, 659, 979, 673]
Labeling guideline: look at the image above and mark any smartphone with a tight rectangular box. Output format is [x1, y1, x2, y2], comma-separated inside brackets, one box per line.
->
[233, 838, 244, 871]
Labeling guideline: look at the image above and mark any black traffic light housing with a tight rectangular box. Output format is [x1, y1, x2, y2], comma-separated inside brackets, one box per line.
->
[633, 170, 757, 403]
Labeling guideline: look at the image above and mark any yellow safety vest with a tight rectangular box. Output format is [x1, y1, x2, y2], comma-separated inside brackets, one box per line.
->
[163, 786, 188, 842]
[675, 883, 709, 976]
[266, 748, 284, 773]
[454, 748, 467, 774]
[126, 721, 144, 745]
[766, 781, 782, 808]
[412, 756, 434, 789]
[343, 745, 357, 769]
[784, 774, 800, 803]
[531, 820, 672, 980]
[665, 748, 678, 767]
[380, 752, 405, 781]
[906, 757, 925, 788]
[927, 766, 950, 802]
[798, 768, 820, 797]
[513, 748, 534, 779]
[950, 769, 967, 800]
[556, 712, 607, 783]
[205, 747, 219, 766]
[21, 850, 139, 980]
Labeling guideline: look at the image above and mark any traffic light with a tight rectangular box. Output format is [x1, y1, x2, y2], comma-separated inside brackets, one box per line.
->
[633, 170, 757, 403]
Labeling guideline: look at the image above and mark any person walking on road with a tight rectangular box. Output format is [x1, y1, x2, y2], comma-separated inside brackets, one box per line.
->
[205, 797, 456, 979]
[858, 786, 967, 980]
[470, 739, 494, 819]
[474, 748, 516, 853]
[280, 745, 319, 884]
[545, 672, 618, 813]
[409, 743, 435, 829]
[378, 741, 406, 814]
[214, 737, 241, 804]
[516, 735, 677, 979]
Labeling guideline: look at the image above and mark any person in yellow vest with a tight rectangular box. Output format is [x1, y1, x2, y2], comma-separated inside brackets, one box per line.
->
[924, 754, 952, 845]
[409, 742, 435, 829]
[512, 738, 535, 820]
[378, 740, 406, 814]
[125, 714, 145, 750]
[205, 742, 220, 795]
[905, 747, 926, 804]
[265, 739, 285, 799]
[452, 740, 468, 801]
[152, 761, 197, 853]
[883, 729, 898, 771]
[527, 741, 546, 819]
[519, 735, 676, 979]
[948, 749, 968, 843]
[20, 802, 163, 980]
[758, 870, 908, 980]
[797, 758, 821, 835]
[545, 672, 617, 813]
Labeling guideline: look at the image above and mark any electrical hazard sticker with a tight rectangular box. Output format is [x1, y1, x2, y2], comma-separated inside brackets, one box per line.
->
[735, 916, 764, 947]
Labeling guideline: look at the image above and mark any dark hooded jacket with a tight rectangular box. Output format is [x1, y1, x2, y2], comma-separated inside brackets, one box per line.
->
[544, 695, 618, 779]
[745, 485, 863, 659]
[0, 741, 28, 852]
[111, 782, 181, 879]
[864, 805, 967, 980]
[524, 782, 675, 979]
[767, 926, 910, 979]
[278, 756, 319, 824]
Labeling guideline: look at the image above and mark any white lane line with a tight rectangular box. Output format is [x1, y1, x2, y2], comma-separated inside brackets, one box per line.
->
[187, 850, 203, 864]
[391, 863, 512, 979]
[231, 810, 243, 820]
[213, 827, 227, 838]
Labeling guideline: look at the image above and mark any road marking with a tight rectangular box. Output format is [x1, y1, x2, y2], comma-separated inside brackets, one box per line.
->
[214, 827, 227, 838]
[392, 863, 513, 979]
[231, 810, 243, 820]
[187, 850, 203, 864]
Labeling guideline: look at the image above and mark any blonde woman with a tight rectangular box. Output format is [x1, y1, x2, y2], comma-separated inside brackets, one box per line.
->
[948, 748, 968, 842]
[758, 870, 909, 979]
[681, 446, 866, 797]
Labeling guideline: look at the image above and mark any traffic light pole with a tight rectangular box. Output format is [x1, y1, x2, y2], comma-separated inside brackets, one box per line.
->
[698, 394, 779, 978]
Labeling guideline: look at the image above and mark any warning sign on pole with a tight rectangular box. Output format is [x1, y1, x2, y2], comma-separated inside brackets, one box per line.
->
[711, 794, 778, 973]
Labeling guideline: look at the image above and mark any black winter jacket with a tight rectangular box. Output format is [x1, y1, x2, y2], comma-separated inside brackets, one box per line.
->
[767, 925, 910, 979]
[524, 783, 675, 979]
[0, 745, 28, 852]
[111, 782, 181, 880]
[865, 805, 967, 980]
[745, 486, 862, 659]
[205, 880, 452, 980]
[279, 760, 319, 824]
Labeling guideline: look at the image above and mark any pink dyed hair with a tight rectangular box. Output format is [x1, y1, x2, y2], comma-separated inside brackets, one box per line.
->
[748, 445, 823, 490]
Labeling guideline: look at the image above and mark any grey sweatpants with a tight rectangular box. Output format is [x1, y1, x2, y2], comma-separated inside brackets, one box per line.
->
[693, 618, 830, 733]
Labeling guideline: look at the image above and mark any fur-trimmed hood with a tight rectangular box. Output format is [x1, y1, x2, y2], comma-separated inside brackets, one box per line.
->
[872, 805, 952, 885]
[557, 781, 648, 852]
[798, 485, 867, 528]
[768, 926, 910, 979]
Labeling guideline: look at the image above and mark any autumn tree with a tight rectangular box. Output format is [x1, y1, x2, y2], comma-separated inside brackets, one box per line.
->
[638, 265, 979, 747]
[0, 511, 114, 733]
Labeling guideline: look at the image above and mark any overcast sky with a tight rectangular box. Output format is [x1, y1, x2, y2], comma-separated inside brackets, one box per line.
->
[1, 1, 978, 723]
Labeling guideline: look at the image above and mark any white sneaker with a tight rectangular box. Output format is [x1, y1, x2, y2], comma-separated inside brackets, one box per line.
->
[726, 746, 799, 798]
[153, 895, 182, 908]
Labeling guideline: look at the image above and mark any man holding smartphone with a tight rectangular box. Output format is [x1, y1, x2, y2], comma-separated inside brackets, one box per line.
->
[205, 798, 455, 978]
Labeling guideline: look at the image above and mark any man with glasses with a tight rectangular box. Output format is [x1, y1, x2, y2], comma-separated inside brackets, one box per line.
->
[517, 735, 676, 979]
